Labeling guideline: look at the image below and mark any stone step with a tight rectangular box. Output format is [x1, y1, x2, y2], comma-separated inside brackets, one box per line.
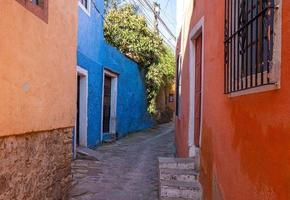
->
[76, 148, 99, 161]
[160, 172, 198, 183]
[159, 157, 195, 170]
[160, 197, 195, 200]
[159, 157, 195, 164]
[160, 168, 199, 176]
[102, 133, 117, 143]
[160, 168, 199, 183]
[161, 180, 201, 190]
[158, 157, 202, 200]
[160, 181, 202, 200]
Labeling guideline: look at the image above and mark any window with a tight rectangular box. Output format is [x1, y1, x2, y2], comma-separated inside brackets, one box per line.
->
[224, 0, 276, 94]
[31, 0, 45, 8]
[80, 0, 89, 9]
[16, 0, 48, 22]
[169, 94, 174, 103]
[176, 55, 182, 116]
[79, 0, 91, 16]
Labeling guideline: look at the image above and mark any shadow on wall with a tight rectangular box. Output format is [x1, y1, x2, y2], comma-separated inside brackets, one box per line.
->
[200, 126, 214, 200]
[231, 105, 290, 200]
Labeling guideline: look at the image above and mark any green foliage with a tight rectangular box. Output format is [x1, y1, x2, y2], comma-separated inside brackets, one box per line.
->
[146, 47, 175, 115]
[104, 4, 175, 115]
[104, 5, 164, 67]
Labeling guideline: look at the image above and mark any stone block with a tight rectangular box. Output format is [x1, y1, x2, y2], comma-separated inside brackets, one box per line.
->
[158, 157, 202, 200]
[0, 128, 73, 200]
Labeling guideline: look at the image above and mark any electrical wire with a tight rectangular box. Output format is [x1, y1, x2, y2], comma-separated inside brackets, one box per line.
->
[137, 0, 176, 40]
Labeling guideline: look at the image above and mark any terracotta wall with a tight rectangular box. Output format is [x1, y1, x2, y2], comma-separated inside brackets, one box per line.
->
[175, 0, 204, 157]
[0, 0, 78, 136]
[176, 0, 290, 199]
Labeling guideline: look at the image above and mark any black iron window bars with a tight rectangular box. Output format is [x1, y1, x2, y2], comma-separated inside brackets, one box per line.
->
[80, 0, 89, 9]
[224, 0, 276, 94]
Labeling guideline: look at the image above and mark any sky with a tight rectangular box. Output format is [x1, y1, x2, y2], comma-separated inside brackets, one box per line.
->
[120, 0, 177, 49]
[156, 0, 177, 48]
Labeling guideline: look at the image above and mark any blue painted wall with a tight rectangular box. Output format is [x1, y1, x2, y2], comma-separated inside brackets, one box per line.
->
[77, 0, 153, 148]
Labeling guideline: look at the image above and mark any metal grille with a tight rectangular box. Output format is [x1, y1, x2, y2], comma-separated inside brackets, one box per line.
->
[224, 0, 276, 94]
[80, 0, 89, 9]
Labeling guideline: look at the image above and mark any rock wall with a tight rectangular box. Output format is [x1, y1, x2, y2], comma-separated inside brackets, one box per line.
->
[0, 128, 73, 200]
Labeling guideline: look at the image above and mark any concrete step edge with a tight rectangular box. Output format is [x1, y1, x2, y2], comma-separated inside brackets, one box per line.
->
[160, 188, 202, 199]
[159, 168, 199, 176]
[160, 180, 201, 190]
[160, 197, 197, 200]
[159, 157, 195, 164]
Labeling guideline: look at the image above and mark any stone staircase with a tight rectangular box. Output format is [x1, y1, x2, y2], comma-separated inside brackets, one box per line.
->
[158, 157, 202, 200]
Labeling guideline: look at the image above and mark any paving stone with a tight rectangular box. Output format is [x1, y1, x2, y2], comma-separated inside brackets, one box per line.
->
[69, 123, 174, 200]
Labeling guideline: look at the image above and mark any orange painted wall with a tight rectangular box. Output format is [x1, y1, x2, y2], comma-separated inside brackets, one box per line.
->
[175, 0, 205, 157]
[176, 0, 290, 199]
[0, 0, 78, 137]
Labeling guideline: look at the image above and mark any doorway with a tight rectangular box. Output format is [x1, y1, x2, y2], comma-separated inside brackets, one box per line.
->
[194, 34, 202, 148]
[103, 75, 112, 133]
[188, 17, 204, 158]
[101, 69, 118, 140]
[76, 66, 88, 148]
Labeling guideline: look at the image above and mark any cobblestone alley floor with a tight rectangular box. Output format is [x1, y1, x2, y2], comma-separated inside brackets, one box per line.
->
[69, 123, 174, 200]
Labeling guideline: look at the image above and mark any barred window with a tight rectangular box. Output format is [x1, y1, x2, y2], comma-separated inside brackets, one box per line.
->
[80, 0, 89, 9]
[79, 0, 91, 15]
[31, 0, 45, 8]
[224, 0, 276, 94]
[16, 0, 48, 22]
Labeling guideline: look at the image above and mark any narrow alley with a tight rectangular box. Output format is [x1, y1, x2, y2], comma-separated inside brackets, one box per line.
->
[69, 123, 174, 200]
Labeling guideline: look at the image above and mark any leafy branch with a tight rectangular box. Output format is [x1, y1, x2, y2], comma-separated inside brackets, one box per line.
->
[104, 4, 175, 115]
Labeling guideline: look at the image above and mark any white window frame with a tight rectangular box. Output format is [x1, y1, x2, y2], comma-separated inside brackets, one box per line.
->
[79, 0, 91, 16]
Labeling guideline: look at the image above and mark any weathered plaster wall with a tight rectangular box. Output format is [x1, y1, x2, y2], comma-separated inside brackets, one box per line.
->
[77, 0, 153, 147]
[175, 0, 203, 158]
[176, 0, 290, 199]
[0, 128, 73, 199]
[0, 0, 78, 136]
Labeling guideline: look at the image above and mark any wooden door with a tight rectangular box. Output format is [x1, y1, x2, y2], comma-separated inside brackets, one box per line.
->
[194, 34, 202, 147]
[103, 75, 112, 133]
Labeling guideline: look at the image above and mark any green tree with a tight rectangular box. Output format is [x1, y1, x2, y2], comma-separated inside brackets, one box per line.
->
[104, 4, 175, 115]
[104, 5, 164, 67]
[146, 47, 175, 115]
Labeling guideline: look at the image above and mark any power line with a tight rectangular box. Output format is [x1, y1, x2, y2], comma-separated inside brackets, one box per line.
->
[162, 0, 176, 24]
[106, 0, 175, 48]
[138, 0, 176, 41]
[164, 0, 169, 11]
[122, 0, 176, 39]
[142, 0, 176, 31]
[92, 0, 105, 20]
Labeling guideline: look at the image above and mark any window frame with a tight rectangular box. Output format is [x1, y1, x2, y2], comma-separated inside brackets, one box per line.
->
[224, 0, 281, 97]
[79, 0, 91, 16]
[16, 0, 48, 23]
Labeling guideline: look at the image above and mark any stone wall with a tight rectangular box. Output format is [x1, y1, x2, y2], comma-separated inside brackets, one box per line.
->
[0, 128, 73, 200]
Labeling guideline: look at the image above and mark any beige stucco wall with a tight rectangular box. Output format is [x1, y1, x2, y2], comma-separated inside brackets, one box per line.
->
[0, 0, 78, 137]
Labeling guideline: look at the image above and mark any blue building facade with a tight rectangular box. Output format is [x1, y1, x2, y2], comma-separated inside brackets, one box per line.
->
[77, 0, 153, 148]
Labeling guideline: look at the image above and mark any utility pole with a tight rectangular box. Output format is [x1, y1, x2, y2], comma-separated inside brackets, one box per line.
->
[153, 1, 160, 33]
